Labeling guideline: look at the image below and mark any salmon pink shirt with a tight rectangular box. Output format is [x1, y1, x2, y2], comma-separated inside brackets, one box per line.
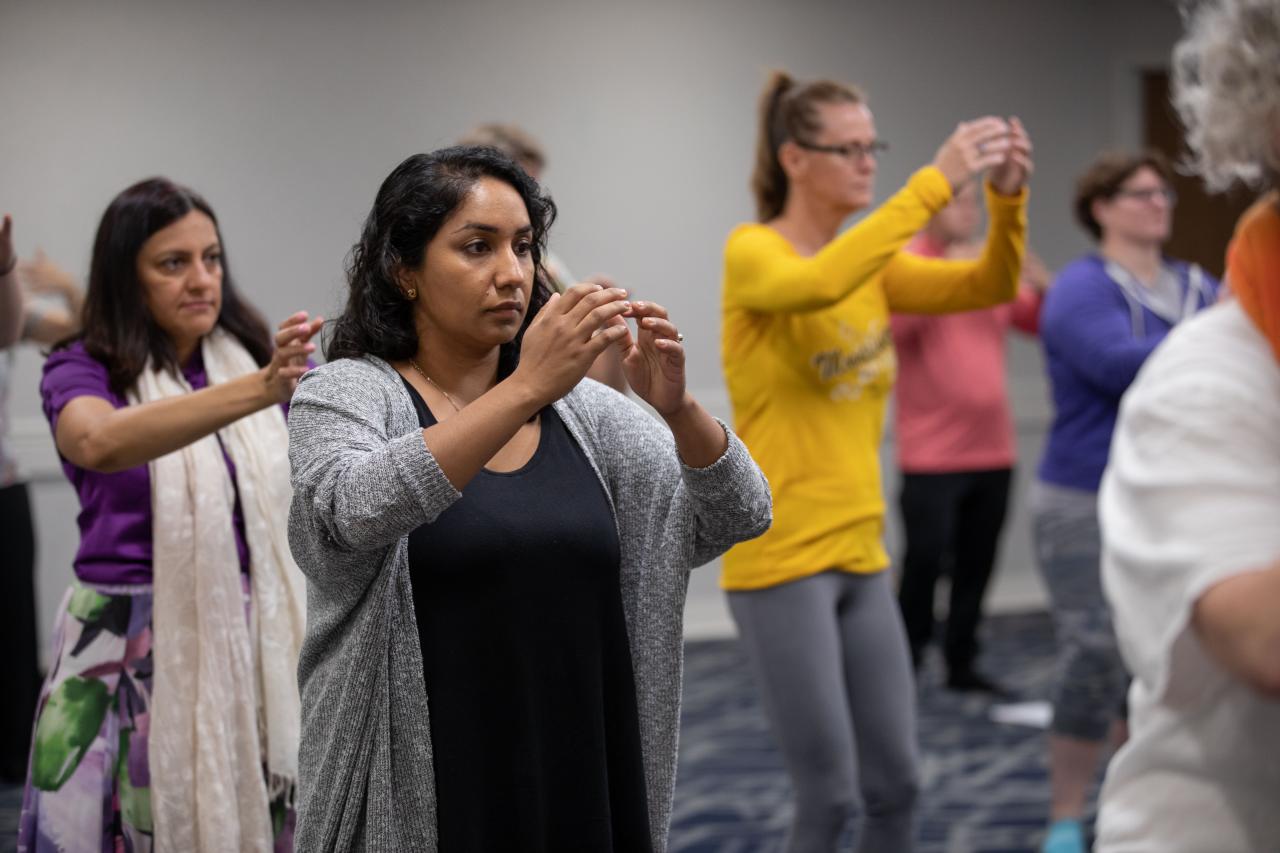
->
[890, 234, 1042, 474]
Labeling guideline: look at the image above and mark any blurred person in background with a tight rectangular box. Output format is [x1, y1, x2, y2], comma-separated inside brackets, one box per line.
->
[891, 182, 1051, 697]
[0, 220, 82, 785]
[460, 123, 628, 392]
[1033, 150, 1218, 853]
[721, 68, 1031, 852]
[1097, 1, 1280, 850]
[19, 178, 318, 852]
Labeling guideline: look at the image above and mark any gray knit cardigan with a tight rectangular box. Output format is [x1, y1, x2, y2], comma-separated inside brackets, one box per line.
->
[286, 356, 772, 852]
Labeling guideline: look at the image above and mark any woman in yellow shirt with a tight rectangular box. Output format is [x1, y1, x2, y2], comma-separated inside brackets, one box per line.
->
[721, 70, 1031, 852]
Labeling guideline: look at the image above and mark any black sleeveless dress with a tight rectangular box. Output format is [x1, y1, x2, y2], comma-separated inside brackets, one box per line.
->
[403, 378, 653, 852]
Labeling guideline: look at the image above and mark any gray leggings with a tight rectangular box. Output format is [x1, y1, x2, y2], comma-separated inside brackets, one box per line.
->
[1031, 481, 1128, 741]
[728, 570, 919, 853]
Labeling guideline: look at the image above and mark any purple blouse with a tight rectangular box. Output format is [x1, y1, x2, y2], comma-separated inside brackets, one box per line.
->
[42, 342, 253, 586]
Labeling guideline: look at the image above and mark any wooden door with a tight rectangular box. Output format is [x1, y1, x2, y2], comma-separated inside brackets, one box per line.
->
[1142, 69, 1255, 279]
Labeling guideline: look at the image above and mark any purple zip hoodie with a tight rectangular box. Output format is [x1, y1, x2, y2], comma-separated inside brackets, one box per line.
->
[1037, 254, 1218, 492]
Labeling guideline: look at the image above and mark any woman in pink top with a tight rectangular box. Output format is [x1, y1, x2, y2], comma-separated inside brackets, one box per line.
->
[890, 181, 1049, 694]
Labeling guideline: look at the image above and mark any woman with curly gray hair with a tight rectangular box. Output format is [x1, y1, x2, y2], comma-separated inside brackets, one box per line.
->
[1095, 1, 1280, 850]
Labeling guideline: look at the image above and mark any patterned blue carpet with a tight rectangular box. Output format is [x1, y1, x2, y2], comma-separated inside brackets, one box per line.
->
[670, 611, 1069, 852]
[1, 611, 1072, 852]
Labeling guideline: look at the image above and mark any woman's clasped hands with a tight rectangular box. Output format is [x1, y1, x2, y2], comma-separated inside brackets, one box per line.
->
[933, 116, 1034, 196]
[515, 282, 688, 415]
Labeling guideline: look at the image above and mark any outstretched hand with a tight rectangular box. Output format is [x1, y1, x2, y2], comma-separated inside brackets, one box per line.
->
[19, 249, 79, 298]
[617, 300, 687, 417]
[264, 311, 323, 403]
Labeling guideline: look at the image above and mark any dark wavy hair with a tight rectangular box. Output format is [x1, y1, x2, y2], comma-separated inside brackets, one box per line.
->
[65, 178, 272, 394]
[326, 146, 557, 380]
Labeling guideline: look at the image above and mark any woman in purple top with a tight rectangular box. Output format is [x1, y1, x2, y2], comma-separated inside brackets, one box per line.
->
[20, 178, 318, 853]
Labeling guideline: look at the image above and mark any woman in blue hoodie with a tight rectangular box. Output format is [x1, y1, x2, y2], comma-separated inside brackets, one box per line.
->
[1033, 150, 1218, 853]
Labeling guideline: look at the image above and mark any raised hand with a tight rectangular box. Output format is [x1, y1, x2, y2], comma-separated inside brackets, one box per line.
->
[263, 311, 323, 403]
[514, 282, 632, 404]
[932, 117, 1012, 190]
[619, 300, 686, 417]
[18, 249, 79, 298]
[988, 117, 1034, 197]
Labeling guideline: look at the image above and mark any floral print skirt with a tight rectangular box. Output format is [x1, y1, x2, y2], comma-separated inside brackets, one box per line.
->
[17, 580, 295, 853]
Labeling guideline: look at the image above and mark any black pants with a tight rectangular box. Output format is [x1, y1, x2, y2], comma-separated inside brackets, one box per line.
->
[896, 468, 1012, 675]
[0, 481, 40, 783]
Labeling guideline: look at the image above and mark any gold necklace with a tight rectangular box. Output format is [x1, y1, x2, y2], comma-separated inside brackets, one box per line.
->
[408, 359, 463, 413]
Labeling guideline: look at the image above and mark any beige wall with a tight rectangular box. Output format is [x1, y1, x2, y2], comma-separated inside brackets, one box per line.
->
[0, 0, 1185, 645]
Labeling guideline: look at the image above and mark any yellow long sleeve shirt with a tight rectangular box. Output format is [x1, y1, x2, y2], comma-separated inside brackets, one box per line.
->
[720, 166, 1027, 590]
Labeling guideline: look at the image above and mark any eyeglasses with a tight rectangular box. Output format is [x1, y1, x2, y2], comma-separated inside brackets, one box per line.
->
[1114, 187, 1177, 205]
[795, 139, 889, 161]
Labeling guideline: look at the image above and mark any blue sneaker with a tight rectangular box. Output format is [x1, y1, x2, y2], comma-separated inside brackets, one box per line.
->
[1042, 818, 1084, 853]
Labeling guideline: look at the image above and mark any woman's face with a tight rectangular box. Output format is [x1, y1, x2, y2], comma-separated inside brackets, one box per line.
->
[405, 176, 536, 352]
[790, 101, 879, 214]
[136, 210, 223, 360]
[1094, 166, 1174, 246]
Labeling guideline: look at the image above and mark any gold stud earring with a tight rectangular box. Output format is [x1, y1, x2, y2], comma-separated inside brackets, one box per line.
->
[406, 288, 417, 300]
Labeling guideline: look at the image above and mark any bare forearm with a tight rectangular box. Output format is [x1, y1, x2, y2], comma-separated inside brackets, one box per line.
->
[24, 309, 77, 345]
[1194, 558, 1280, 696]
[420, 378, 542, 491]
[60, 284, 84, 327]
[58, 369, 276, 472]
[663, 394, 728, 469]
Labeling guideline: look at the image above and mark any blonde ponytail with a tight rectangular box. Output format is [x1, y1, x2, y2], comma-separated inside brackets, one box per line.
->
[751, 70, 796, 222]
[748, 70, 866, 222]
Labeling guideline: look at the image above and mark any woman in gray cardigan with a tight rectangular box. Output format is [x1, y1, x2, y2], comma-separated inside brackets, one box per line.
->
[286, 147, 771, 852]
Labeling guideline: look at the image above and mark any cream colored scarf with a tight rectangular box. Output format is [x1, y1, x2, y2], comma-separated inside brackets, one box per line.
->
[129, 327, 306, 852]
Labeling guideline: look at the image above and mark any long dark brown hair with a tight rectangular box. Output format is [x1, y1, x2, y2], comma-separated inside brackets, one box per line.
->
[64, 178, 272, 394]
[751, 70, 865, 222]
[326, 145, 556, 381]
